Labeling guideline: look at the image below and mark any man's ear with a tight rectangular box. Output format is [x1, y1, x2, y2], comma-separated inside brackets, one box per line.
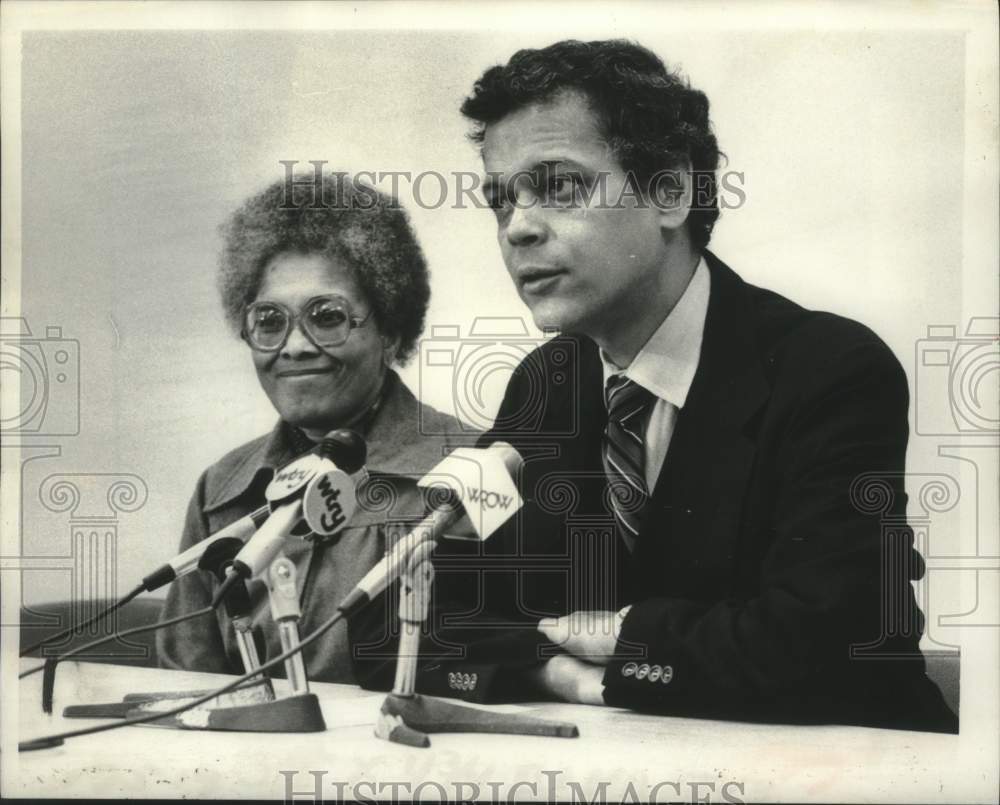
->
[649, 159, 693, 232]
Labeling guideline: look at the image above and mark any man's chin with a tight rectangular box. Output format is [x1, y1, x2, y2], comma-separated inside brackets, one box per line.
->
[525, 301, 580, 334]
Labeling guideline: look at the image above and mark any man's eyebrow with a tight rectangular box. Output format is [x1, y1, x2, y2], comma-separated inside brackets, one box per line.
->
[538, 158, 590, 175]
[482, 160, 591, 195]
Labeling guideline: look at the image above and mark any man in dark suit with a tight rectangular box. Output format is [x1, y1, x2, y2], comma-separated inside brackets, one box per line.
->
[409, 39, 956, 732]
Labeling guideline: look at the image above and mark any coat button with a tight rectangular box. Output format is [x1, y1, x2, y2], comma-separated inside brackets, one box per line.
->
[661, 665, 674, 684]
[635, 663, 650, 680]
[648, 665, 662, 682]
[621, 662, 638, 678]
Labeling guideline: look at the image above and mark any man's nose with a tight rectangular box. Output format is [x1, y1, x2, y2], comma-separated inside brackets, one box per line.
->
[505, 196, 547, 248]
[281, 321, 319, 358]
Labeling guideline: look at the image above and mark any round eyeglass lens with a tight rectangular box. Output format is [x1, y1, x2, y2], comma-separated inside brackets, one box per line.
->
[305, 297, 351, 346]
[246, 304, 289, 350]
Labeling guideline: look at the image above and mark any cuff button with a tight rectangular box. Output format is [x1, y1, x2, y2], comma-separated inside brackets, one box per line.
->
[635, 663, 650, 680]
[621, 662, 638, 678]
[648, 665, 662, 682]
[661, 665, 674, 684]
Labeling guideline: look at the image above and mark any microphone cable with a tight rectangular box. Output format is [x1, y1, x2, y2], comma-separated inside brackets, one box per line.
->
[19, 606, 347, 752]
[20, 570, 243, 713]
[19, 582, 146, 658]
[19, 520, 253, 664]
[19, 429, 364, 659]
[19, 605, 216, 715]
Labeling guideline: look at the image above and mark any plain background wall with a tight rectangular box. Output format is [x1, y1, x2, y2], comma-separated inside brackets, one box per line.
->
[8, 21, 996, 659]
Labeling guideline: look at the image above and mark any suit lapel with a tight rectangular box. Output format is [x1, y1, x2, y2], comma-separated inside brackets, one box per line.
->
[631, 253, 770, 596]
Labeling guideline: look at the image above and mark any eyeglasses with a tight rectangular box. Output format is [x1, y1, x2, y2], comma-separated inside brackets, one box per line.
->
[241, 294, 373, 353]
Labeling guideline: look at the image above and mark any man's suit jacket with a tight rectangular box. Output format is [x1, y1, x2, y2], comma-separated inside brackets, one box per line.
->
[408, 251, 956, 732]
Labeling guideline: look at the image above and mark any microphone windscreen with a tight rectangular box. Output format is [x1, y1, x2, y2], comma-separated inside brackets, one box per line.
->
[197, 537, 246, 576]
[320, 429, 367, 474]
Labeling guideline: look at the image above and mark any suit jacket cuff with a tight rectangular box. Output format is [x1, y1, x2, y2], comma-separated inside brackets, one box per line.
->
[416, 629, 554, 704]
[602, 598, 684, 708]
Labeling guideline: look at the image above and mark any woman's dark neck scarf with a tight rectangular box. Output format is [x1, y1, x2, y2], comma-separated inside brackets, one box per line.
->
[282, 371, 395, 544]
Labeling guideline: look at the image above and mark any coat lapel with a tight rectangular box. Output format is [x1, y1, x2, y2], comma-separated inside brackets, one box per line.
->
[630, 253, 770, 597]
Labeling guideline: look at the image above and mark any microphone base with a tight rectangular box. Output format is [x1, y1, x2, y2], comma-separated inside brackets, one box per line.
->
[127, 692, 327, 733]
[375, 692, 579, 748]
[63, 677, 276, 719]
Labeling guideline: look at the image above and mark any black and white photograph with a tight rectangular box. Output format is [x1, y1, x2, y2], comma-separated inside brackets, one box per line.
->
[1, 1, 997, 802]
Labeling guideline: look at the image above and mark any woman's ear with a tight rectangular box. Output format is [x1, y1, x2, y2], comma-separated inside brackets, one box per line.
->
[381, 333, 401, 366]
[650, 159, 693, 232]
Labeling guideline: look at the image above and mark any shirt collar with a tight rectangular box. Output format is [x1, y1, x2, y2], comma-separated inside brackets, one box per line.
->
[600, 255, 711, 409]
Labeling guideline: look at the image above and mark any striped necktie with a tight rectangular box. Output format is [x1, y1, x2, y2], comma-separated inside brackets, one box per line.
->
[602, 374, 655, 552]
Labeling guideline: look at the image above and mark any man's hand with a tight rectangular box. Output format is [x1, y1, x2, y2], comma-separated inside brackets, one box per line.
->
[526, 654, 606, 705]
[537, 609, 627, 665]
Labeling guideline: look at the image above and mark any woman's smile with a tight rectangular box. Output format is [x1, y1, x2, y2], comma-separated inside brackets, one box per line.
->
[275, 365, 339, 378]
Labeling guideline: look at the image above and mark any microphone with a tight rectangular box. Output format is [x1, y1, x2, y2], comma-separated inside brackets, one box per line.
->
[23, 430, 367, 663]
[336, 442, 523, 617]
[230, 432, 367, 580]
[140, 429, 368, 592]
[141, 506, 270, 593]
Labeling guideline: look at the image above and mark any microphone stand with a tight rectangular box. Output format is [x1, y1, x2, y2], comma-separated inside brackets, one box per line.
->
[374, 541, 579, 748]
[117, 554, 326, 732]
[61, 554, 332, 728]
[224, 565, 266, 683]
[267, 556, 311, 696]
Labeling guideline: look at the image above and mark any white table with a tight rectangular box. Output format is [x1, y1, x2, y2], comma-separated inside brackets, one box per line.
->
[6, 660, 990, 802]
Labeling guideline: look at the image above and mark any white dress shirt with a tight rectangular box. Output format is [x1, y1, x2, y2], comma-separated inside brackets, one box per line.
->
[600, 257, 711, 492]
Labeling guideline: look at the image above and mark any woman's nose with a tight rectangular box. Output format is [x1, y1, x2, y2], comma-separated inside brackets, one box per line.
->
[281, 321, 319, 358]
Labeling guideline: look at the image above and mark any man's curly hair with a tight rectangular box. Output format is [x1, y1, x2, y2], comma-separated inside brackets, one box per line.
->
[218, 172, 430, 365]
[461, 39, 722, 249]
